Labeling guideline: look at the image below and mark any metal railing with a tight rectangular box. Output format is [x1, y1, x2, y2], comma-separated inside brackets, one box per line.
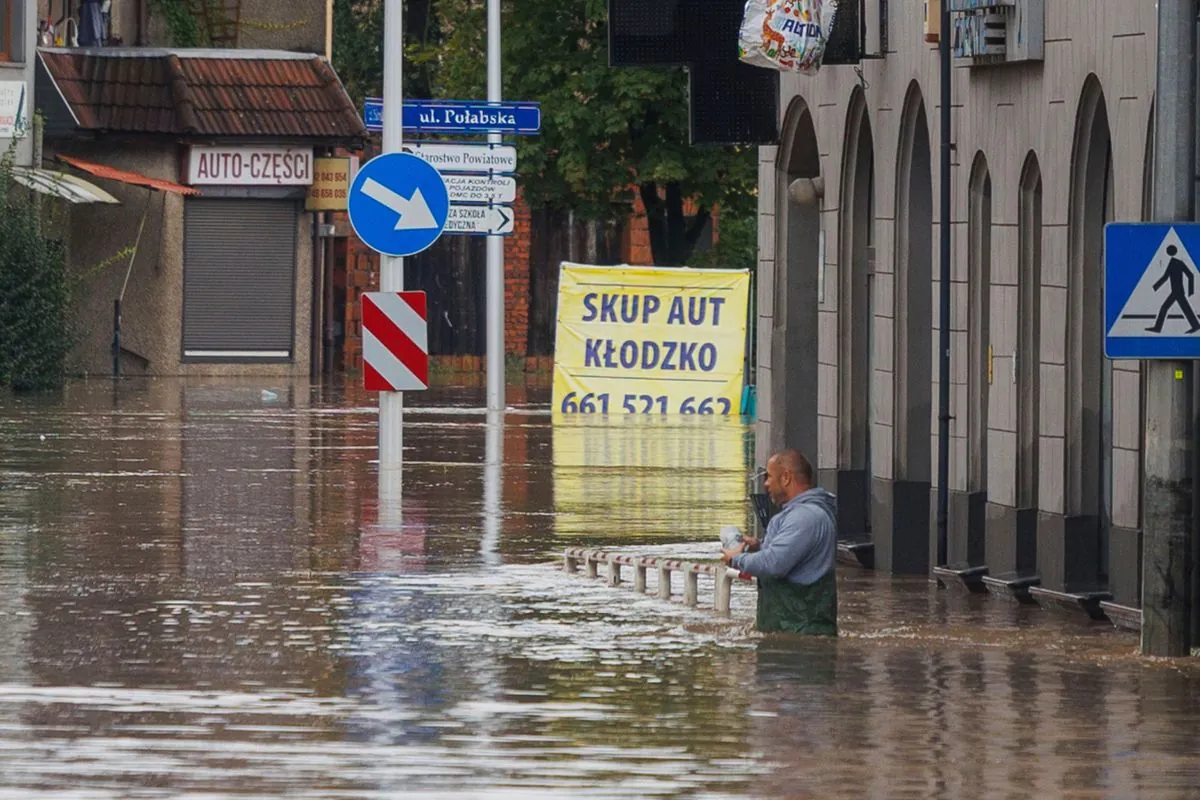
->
[562, 548, 750, 616]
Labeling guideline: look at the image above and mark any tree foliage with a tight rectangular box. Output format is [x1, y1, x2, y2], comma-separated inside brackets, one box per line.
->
[337, 0, 758, 266]
[0, 150, 73, 392]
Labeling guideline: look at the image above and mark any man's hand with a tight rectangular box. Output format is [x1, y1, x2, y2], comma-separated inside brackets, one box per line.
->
[741, 536, 761, 551]
[721, 541, 745, 565]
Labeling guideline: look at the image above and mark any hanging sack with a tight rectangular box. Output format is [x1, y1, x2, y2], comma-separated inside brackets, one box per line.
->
[738, 0, 840, 76]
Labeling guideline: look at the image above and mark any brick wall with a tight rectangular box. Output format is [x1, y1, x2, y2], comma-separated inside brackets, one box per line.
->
[503, 190, 533, 356]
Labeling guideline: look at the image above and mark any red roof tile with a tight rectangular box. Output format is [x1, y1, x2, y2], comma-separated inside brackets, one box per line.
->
[39, 48, 367, 142]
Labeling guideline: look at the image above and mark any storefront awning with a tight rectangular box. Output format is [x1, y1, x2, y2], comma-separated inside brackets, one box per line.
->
[9, 166, 121, 204]
[56, 154, 201, 196]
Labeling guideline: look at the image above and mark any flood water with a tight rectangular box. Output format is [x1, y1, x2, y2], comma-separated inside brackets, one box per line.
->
[1, 377, 1199, 799]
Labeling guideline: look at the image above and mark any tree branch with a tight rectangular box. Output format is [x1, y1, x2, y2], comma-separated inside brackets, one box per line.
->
[684, 206, 711, 248]
[640, 182, 666, 265]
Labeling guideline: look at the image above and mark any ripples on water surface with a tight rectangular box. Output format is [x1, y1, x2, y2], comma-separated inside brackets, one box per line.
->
[1, 378, 1199, 798]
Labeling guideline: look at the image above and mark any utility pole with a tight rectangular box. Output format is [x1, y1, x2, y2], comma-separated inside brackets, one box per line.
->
[935, 0, 952, 567]
[1143, 0, 1196, 657]
[486, 0, 506, 414]
[379, 0, 405, 472]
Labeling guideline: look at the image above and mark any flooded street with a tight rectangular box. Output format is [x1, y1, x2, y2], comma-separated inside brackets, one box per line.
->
[2, 377, 1199, 798]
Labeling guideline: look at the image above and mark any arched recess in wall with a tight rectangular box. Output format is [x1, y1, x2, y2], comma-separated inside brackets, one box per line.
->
[1066, 74, 1115, 580]
[771, 96, 822, 463]
[837, 86, 875, 535]
[893, 81, 934, 483]
[967, 152, 992, 495]
[1016, 152, 1042, 514]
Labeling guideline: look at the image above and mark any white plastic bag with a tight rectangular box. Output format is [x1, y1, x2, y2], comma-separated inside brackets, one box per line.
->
[738, 0, 840, 76]
[720, 525, 745, 550]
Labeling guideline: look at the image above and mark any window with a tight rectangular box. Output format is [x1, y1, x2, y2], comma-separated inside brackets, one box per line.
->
[0, 0, 23, 63]
[0, 1, 11, 62]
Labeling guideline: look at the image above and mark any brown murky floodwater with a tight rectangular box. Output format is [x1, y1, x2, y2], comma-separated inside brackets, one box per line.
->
[2, 377, 1200, 799]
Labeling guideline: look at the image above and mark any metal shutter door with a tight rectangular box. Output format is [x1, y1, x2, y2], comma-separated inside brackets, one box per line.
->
[183, 198, 297, 359]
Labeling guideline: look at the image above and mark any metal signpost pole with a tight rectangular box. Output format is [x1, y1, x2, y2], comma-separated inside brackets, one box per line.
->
[486, 0, 506, 414]
[1142, 0, 1196, 656]
[380, 0, 405, 473]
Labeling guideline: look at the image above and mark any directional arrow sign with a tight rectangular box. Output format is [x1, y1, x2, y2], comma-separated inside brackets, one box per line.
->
[445, 205, 515, 236]
[347, 152, 450, 257]
[361, 179, 439, 230]
[443, 173, 516, 205]
[400, 142, 517, 175]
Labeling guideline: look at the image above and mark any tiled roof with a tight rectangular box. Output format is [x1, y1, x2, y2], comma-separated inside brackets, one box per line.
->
[38, 47, 367, 141]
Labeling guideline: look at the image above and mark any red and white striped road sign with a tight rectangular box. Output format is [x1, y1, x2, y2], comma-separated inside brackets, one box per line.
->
[361, 291, 429, 392]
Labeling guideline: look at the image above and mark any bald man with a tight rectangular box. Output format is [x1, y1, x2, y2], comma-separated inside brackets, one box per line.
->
[721, 448, 838, 636]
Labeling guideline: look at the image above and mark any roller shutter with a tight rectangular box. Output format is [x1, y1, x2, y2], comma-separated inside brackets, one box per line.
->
[183, 198, 298, 360]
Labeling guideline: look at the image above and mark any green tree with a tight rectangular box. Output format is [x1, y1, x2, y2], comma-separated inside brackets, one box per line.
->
[355, 0, 758, 266]
[334, 0, 442, 104]
[0, 153, 73, 392]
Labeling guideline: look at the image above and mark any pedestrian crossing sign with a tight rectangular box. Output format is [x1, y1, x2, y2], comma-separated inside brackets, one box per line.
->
[1105, 222, 1200, 359]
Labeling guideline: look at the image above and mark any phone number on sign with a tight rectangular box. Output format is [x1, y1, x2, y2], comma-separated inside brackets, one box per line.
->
[559, 392, 734, 415]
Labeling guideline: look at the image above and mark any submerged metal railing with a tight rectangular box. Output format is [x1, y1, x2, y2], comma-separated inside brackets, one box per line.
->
[562, 548, 750, 616]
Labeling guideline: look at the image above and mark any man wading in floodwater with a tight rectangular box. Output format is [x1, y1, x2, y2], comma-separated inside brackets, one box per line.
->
[721, 449, 838, 636]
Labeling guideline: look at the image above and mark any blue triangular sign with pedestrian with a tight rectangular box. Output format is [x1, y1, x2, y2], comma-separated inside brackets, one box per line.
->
[1105, 222, 1200, 359]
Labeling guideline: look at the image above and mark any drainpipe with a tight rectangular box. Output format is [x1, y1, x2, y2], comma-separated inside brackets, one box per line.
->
[936, 0, 952, 568]
[325, 222, 337, 375]
[137, 0, 147, 46]
[312, 205, 324, 378]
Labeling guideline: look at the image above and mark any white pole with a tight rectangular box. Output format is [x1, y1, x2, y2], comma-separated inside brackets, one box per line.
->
[379, 0, 404, 517]
[485, 0, 505, 413]
[481, 413, 503, 566]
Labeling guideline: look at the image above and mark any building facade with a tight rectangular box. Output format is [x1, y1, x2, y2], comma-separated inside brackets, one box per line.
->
[0, 0, 35, 166]
[35, 47, 365, 377]
[756, 3, 1153, 611]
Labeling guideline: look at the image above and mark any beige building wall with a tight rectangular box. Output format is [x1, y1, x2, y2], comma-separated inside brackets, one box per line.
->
[36, 1, 332, 53]
[58, 141, 313, 378]
[759, 4, 1153, 599]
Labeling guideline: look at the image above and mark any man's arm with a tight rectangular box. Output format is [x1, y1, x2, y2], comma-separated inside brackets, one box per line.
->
[730, 508, 819, 578]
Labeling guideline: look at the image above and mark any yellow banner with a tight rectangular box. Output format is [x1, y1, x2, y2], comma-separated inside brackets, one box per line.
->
[551, 263, 751, 417]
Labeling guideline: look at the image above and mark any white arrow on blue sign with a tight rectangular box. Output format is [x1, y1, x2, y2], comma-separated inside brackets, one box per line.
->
[347, 152, 450, 257]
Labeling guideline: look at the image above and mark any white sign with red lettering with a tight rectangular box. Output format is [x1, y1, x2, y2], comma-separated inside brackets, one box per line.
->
[187, 145, 314, 186]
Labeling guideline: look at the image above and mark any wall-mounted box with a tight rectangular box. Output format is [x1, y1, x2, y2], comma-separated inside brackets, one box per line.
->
[948, 0, 1043, 64]
[924, 0, 941, 44]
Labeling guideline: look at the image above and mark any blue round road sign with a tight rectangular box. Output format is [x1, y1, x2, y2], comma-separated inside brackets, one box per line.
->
[347, 152, 450, 257]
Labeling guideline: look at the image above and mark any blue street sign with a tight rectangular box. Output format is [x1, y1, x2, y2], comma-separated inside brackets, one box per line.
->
[347, 152, 450, 258]
[363, 98, 542, 135]
[1105, 222, 1200, 359]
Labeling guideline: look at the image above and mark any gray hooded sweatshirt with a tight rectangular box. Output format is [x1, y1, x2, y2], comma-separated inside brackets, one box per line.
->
[731, 487, 838, 585]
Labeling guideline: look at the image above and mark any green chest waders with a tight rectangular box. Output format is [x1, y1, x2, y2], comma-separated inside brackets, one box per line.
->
[755, 568, 838, 636]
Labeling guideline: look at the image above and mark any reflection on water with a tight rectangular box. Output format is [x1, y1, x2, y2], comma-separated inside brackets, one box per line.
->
[0, 377, 1198, 798]
[551, 413, 753, 541]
